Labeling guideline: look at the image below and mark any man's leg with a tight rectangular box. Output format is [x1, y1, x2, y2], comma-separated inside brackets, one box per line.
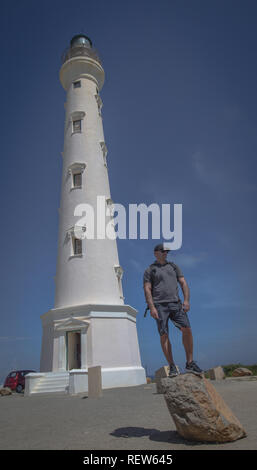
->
[181, 327, 193, 364]
[160, 333, 174, 365]
[181, 326, 203, 374]
[155, 304, 178, 375]
[171, 307, 203, 374]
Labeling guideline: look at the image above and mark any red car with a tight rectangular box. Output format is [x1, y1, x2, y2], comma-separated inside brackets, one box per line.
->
[4, 370, 36, 393]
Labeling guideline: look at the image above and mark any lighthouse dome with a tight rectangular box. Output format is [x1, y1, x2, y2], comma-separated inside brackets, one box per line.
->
[70, 34, 92, 48]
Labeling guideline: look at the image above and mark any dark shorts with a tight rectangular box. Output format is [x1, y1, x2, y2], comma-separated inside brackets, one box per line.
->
[154, 301, 191, 336]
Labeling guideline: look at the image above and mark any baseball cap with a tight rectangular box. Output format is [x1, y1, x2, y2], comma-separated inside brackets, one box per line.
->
[154, 243, 171, 252]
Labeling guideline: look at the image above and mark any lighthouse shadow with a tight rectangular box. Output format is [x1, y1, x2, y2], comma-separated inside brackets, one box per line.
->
[110, 426, 201, 445]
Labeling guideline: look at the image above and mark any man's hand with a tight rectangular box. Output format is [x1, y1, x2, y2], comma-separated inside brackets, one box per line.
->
[150, 306, 159, 319]
[178, 277, 190, 313]
[182, 301, 190, 313]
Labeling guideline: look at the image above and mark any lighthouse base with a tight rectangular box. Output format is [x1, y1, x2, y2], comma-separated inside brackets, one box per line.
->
[25, 366, 146, 396]
[34, 303, 146, 395]
[69, 365, 147, 395]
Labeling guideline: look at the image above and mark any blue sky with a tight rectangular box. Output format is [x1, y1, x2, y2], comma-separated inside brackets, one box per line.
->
[1, 0, 257, 382]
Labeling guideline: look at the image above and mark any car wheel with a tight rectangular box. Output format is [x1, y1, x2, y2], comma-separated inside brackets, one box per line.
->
[16, 384, 23, 393]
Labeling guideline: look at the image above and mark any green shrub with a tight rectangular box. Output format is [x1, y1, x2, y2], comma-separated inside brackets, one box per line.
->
[222, 363, 257, 377]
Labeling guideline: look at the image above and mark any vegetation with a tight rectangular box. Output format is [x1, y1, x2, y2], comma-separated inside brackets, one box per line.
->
[204, 363, 257, 379]
[150, 364, 257, 380]
[221, 363, 257, 377]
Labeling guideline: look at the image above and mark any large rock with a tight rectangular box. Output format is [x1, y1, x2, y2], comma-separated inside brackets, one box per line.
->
[0, 387, 12, 396]
[208, 366, 225, 380]
[155, 365, 180, 394]
[155, 366, 169, 393]
[161, 374, 246, 442]
[232, 368, 253, 377]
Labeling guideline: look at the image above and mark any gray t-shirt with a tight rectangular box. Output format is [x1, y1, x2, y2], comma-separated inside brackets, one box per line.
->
[143, 261, 184, 303]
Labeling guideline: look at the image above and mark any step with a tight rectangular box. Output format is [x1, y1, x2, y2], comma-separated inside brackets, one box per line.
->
[36, 379, 68, 385]
[30, 373, 70, 395]
[31, 387, 68, 394]
[31, 386, 68, 394]
[42, 373, 69, 379]
[34, 382, 68, 390]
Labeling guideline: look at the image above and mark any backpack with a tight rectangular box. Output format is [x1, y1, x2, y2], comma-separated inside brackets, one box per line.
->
[149, 261, 178, 285]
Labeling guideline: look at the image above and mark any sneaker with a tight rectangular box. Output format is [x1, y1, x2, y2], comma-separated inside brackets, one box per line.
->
[185, 360, 203, 375]
[169, 364, 179, 378]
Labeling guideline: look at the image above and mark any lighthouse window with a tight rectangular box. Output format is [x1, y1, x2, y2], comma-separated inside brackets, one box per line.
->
[100, 141, 107, 166]
[73, 80, 81, 89]
[114, 265, 124, 300]
[73, 172, 82, 188]
[95, 94, 103, 116]
[73, 119, 81, 133]
[73, 237, 82, 255]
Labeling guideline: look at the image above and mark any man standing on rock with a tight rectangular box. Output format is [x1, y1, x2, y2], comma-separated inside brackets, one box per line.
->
[143, 243, 203, 377]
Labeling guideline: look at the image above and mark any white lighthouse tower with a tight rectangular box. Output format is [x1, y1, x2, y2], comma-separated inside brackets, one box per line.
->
[26, 35, 146, 395]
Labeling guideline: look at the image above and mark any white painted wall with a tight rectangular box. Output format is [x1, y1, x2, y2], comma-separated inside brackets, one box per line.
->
[90, 317, 143, 368]
[55, 56, 124, 308]
[40, 304, 143, 375]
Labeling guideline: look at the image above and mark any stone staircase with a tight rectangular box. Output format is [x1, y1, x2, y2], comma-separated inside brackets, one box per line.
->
[28, 372, 69, 395]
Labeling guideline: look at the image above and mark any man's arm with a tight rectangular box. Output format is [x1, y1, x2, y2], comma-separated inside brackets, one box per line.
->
[178, 276, 190, 312]
[143, 282, 159, 319]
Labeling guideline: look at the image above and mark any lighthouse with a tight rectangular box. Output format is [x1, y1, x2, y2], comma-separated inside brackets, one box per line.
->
[25, 35, 146, 395]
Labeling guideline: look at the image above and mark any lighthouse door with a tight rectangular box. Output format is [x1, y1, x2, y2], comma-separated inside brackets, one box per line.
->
[66, 331, 81, 370]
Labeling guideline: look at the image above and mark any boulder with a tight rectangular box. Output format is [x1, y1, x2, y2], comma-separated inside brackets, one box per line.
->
[0, 387, 12, 396]
[208, 366, 225, 380]
[155, 366, 169, 393]
[155, 365, 180, 393]
[161, 373, 246, 442]
[232, 368, 253, 377]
